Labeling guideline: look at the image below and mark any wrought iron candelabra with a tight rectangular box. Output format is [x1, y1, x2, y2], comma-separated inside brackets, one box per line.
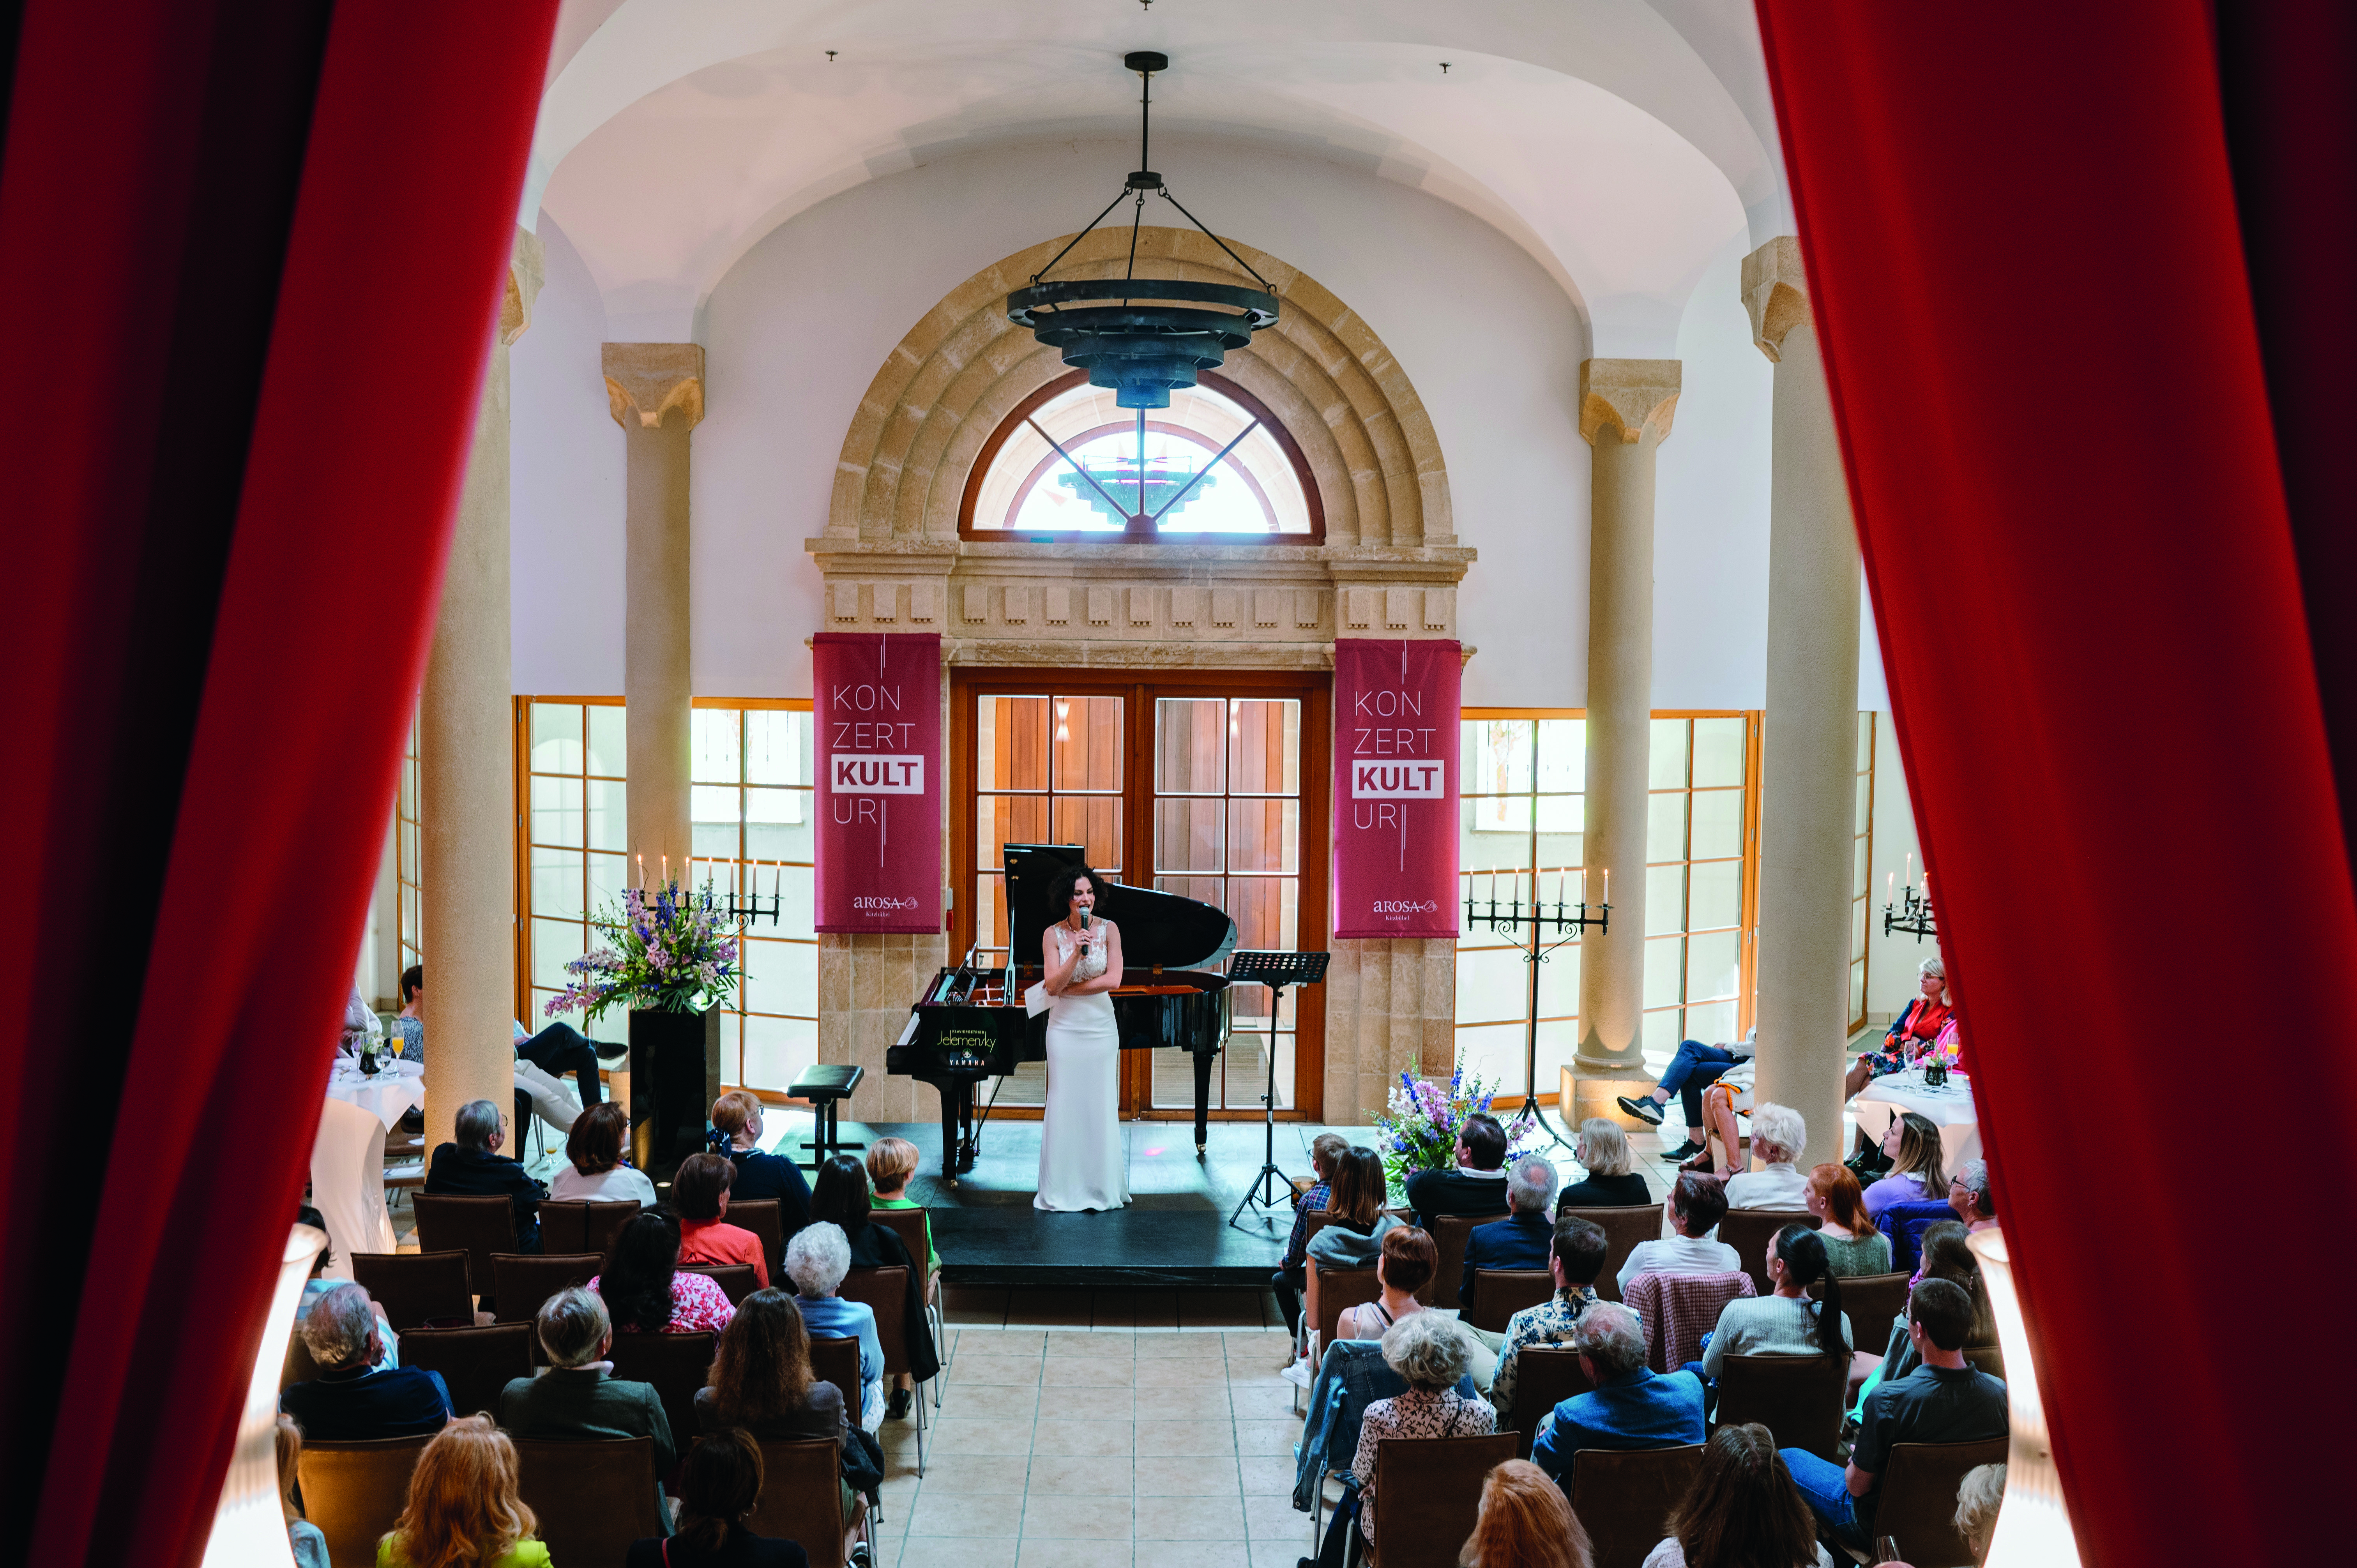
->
[1465, 873, 1610, 1151]
[1882, 882, 1936, 942]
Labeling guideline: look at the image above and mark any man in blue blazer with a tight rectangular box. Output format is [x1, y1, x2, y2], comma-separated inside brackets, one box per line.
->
[1460, 1153, 1561, 1307]
[1531, 1301, 1707, 1483]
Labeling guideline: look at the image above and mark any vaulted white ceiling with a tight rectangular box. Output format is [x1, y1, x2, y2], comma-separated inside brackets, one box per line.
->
[529, 0, 1784, 354]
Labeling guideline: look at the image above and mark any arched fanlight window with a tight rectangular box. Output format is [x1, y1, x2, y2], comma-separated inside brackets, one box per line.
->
[960, 369, 1323, 542]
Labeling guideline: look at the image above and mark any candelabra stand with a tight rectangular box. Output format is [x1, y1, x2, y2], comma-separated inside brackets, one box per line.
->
[1882, 884, 1936, 942]
[1464, 881, 1610, 1152]
[724, 885, 781, 926]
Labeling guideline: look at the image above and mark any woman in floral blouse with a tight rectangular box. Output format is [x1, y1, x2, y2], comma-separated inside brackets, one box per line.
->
[1351, 1311, 1496, 1548]
[589, 1211, 734, 1335]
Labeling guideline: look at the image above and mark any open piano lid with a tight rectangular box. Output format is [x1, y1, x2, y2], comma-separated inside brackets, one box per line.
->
[1002, 843, 1237, 975]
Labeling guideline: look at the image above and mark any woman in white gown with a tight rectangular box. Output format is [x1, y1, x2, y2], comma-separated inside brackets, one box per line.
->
[1035, 866, 1130, 1211]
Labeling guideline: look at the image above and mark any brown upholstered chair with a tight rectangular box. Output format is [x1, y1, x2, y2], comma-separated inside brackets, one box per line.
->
[1872, 1437, 2010, 1565]
[412, 1194, 518, 1306]
[296, 1434, 431, 1568]
[842, 1264, 924, 1473]
[809, 1333, 862, 1426]
[351, 1250, 474, 1331]
[1557, 1206, 1664, 1303]
[680, 1261, 760, 1305]
[398, 1323, 535, 1419]
[1565, 1443, 1705, 1568]
[1423, 1211, 1510, 1307]
[1962, 1341, 2006, 1381]
[728, 1197, 787, 1282]
[1365, 1431, 1518, 1566]
[1311, 1262, 1382, 1354]
[1717, 1207, 1819, 1294]
[1829, 1270, 1910, 1358]
[749, 1437, 851, 1568]
[511, 1435, 665, 1568]
[280, 1328, 320, 1392]
[1467, 1268, 1553, 1333]
[868, 1204, 944, 1405]
[536, 1197, 641, 1263]
[605, 1329, 717, 1455]
[489, 1252, 602, 1334]
[1505, 1346, 1593, 1458]
[1712, 1353, 1851, 1459]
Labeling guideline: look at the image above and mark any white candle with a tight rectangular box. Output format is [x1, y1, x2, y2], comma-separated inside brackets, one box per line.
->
[1886, 870, 1894, 905]
[661, 853, 669, 888]
[1905, 851, 1914, 891]
[636, 853, 645, 889]
[1603, 867, 1610, 905]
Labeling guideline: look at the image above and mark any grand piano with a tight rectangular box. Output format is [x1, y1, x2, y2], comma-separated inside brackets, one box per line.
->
[887, 843, 1235, 1178]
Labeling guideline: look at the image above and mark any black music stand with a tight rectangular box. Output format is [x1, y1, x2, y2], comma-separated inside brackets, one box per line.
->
[1224, 950, 1331, 1234]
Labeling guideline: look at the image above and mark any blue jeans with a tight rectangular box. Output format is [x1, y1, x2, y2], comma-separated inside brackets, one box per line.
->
[1659, 1040, 1738, 1127]
[1780, 1446, 1866, 1549]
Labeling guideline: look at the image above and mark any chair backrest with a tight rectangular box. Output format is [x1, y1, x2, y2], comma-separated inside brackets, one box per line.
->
[730, 1197, 788, 1282]
[280, 1327, 321, 1392]
[1876, 1200, 1956, 1276]
[748, 1437, 846, 1568]
[351, 1250, 474, 1331]
[604, 1330, 718, 1451]
[1507, 1347, 1592, 1459]
[1558, 1206, 1664, 1303]
[868, 1205, 931, 1285]
[1367, 1431, 1519, 1566]
[489, 1252, 603, 1330]
[841, 1265, 913, 1377]
[1466, 1268, 1554, 1333]
[1712, 1353, 1852, 1459]
[413, 1194, 518, 1304]
[1298, 1208, 1339, 1259]
[1716, 1207, 1819, 1294]
[809, 1333, 862, 1422]
[681, 1262, 761, 1305]
[397, 1323, 536, 1419]
[1962, 1341, 2006, 1381]
[1422, 1211, 1511, 1307]
[1313, 1262, 1382, 1353]
[540, 1197, 645, 1264]
[1875, 1437, 2010, 1566]
[1566, 1444, 1705, 1568]
[296, 1434, 431, 1568]
[1834, 1271, 1912, 1358]
[1622, 1271, 1754, 1372]
[511, 1435, 665, 1568]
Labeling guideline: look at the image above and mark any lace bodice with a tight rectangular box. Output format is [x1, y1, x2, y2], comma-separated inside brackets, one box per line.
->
[1050, 919, 1108, 983]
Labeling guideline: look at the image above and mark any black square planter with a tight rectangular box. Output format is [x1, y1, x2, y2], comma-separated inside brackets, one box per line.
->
[628, 1005, 719, 1183]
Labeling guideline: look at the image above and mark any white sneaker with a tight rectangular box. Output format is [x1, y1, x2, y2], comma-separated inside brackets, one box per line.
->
[1280, 1359, 1314, 1389]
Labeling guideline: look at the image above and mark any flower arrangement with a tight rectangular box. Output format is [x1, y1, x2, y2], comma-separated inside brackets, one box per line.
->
[542, 879, 740, 1023]
[1374, 1066, 1540, 1197]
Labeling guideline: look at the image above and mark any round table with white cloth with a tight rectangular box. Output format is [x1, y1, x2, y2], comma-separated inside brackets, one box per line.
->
[312, 1059, 424, 1280]
[1852, 1067, 1981, 1169]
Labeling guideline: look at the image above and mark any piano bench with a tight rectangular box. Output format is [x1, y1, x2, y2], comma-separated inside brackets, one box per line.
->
[789, 1064, 866, 1169]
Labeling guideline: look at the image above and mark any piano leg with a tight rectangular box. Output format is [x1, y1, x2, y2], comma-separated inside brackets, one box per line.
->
[956, 1079, 979, 1174]
[1192, 1046, 1217, 1156]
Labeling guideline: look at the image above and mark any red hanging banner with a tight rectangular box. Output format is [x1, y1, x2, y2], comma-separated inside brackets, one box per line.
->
[1332, 638, 1460, 939]
[814, 632, 942, 934]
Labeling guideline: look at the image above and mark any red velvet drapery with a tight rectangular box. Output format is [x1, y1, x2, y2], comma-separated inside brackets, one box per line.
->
[1756, 3, 2357, 1563]
[0, 3, 556, 1564]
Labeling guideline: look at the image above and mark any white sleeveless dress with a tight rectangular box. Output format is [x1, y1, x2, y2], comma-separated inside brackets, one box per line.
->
[1035, 920, 1130, 1211]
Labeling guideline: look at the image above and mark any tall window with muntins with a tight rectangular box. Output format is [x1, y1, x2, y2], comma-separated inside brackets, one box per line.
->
[964, 373, 1317, 539]
[1456, 715, 1585, 1099]
[1849, 712, 1875, 1032]
[397, 712, 422, 978]
[1643, 715, 1757, 1056]
[522, 699, 629, 1034]
[691, 702, 817, 1095]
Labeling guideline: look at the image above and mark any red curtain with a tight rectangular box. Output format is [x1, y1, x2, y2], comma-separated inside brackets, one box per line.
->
[1755, 4, 2357, 1563]
[0, 3, 556, 1564]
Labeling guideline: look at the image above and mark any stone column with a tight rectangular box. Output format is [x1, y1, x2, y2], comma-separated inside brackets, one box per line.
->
[1571, 360, 1681, 1123]
[602, 344, 704, 880]
[421, 230, 542, 1162]
[1744, 237, 1860, 1160]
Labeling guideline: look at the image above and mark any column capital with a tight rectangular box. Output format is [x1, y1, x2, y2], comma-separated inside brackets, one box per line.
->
[603, 341, 707, 430]
[501, 227, 545, 347]
[1578, 358, 1681, 445]
[1742, 236, 1812, 363]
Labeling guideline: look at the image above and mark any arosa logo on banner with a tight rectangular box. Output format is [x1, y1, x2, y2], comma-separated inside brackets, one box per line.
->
[1371, 899, 1440, 916]
[831, 755, 925, 795]
[1352, 760, 1444, 799]
[852, 895, 921, 912]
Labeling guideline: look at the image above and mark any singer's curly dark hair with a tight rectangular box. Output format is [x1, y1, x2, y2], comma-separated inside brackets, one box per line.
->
[1045, 862, 1102, 921]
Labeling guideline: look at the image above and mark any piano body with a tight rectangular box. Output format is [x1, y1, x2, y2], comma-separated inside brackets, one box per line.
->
[887, 843, 1235, 1178]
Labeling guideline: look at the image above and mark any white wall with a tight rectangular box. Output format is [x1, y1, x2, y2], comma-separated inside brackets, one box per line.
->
[1864, 710, 1929, 1021]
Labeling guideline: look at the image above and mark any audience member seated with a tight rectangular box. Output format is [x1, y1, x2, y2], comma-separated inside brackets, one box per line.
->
[1490, 1215, 1608, 1430]
[423, 1099, 547, 1252]
[1463, 1457, 1593, 1568]
[549, 1101, 658, 1205]
[1694, 1226, 1851, 1402]
[281, 1283, 452, 1440]
[1780, 1278, 2007, 1553]
[1403, 1111, 1513, 1229]
[1292, 1146, 1399, 1384]
[1851, 1221, 1995, 1415]
[675, 1151, 771, 1287]
[1804, 1164, 1892, 1276]
[626, 1427, 811, 1568]
[1947, 1160, 1999, 1233]
[1846, 957, 1953, 1104]
[1272, 1131, 1351, 1337]
[1338, 1225, 1436, 1341]
[376, 1414, 551, 1568]
[1556, 1119, 1650, 1209]
[714, 1089, 813, 1229]
[498, 1287, 675, 1528]
[1862, 1113, 1950, 1223]
[866, 1136, 942, 1282]
[338, 982, 382, 1059]
[1641, 1422, 1833, 1568]
[592, 1211, 737, 1335]
[697, 1289, 876, 1540]
[1617, 1028, 1757, 1167]
[1462, 1153, 1560, 1308]
[785, 1222, 886, 1433]
[295, 1261, 398, 1374]
[1329, 1312, 1497, 1567]
[396, 966, 607, 1118]
[1530, 1303, 1706, 1481]
[1723, 1103, 1810, 1206]
[1954, 1462, 2007, 1566]
[809, 1153, 939, 1414]
[1615, 1173, 1739, 1298]
[392, 964, 426, 1065]
[275, 1414, 330, 1568]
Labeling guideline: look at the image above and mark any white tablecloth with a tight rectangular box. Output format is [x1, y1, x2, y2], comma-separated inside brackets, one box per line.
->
[1853, 1068, 1981, 1169]
[312, 1061, 425, 1280]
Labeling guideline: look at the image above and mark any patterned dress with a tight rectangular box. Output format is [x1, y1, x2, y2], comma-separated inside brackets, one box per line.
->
[1489, 1285, 1601, 1426]
[587, 1270, 734, 1334]
[1352, 1387, 1497, 1542]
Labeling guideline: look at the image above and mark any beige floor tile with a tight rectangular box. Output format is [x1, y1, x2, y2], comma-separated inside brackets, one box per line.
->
[1227, 1383, 1300, 1421]
[1131, 1331, 1204, 1358]
[1235, 1454, 1298, 1496]
[1248, 1540, 1311, 1568]
[1133, 1493, 1247, 1540]
[906, 1490, 1027, 1537]
[1055, 1387, 1141, 1424]
[1232, 1420, 1300, 1457]
[1130, 1358, 1207, 1388]
[1016, 1539, 1126, 1568]
[1025, 1454, 1135, 1496]
[1136, 1542, 1249, 1568]
[1131, 1385, 1235, 1420]
[901, 1538, 1020, 1568]
[953, 1354, 1048, 1386]
[1022, 1495, 1134, 1541]
[1133, 1454, 1243, 1497]
[1133, 1420, 1236, 1457]
[1041, 1357, 1134, 1387]
[959, 1330, 1048, 1356]
[1032, 1419, 1135, 1457]
[1242, 1494, 1313, 1543]
[1048, 1330, 1136, 1357]
[912, 1453, 1034, 1495]
[947, 1383, 1044, 1422]
[1221, 1330, 1292, 1356]
[928, 1416, 1038, 1456]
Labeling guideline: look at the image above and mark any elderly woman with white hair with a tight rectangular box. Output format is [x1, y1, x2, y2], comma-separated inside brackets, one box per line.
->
[1557, 1118, 1651, 1208]
[1846, 955, 1955, 1102]
[1721, 1103, 1811, 1206]
[1336, 1312, 1496, 1561]
[1948, 1160, 1999, 1233]
[786, 1222, 886, 1432]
